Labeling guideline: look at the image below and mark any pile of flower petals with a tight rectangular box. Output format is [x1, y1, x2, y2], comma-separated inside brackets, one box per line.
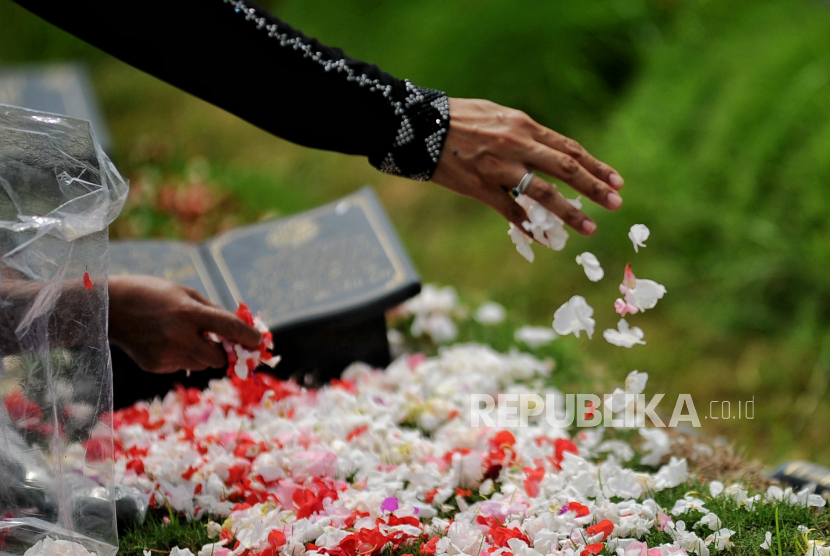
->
[109, 345, 824, 556]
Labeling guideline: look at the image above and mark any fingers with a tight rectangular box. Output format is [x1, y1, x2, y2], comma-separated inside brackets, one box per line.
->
[136, 354, 205, 375]
[432, 98, 624, 234]
[534, 129, 624, 190]
[524, 175, 597, 236]
[526, 147, 623, 212]
[191, 305, 262, 349]
[184, 287, 213, 306]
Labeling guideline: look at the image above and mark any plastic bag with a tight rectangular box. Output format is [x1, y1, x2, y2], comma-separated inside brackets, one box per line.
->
[0, 105, 128, 556]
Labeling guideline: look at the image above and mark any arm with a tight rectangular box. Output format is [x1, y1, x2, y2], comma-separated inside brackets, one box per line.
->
[13, 0, 624, 234]
[12, 0, 445, 181]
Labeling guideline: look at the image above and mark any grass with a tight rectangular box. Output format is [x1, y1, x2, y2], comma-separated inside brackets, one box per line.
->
[120, 511, 212, 556]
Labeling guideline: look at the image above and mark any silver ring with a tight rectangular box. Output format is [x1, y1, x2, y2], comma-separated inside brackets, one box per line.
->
[511, 172, 534, 197]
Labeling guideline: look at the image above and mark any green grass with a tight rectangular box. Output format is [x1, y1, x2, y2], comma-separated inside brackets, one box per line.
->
[642, 481, 830, 555]
[120, 511, 212, 556]
[2, 0, 830, 466]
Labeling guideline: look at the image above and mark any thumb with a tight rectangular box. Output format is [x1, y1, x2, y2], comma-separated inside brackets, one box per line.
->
[192, 305, 262, 349]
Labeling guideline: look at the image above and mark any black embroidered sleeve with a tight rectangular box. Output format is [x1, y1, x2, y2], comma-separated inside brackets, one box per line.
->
[12, 0, 450, 181]
[369, 86, 450, 182]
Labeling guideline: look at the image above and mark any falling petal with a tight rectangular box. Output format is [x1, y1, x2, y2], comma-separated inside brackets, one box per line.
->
[629, 224, 650, 252]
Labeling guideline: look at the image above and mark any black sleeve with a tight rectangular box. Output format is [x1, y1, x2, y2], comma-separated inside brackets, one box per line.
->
[12, 0, 450, 181]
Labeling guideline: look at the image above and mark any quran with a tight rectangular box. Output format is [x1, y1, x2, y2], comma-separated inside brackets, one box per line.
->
[109, 187, 420, 407]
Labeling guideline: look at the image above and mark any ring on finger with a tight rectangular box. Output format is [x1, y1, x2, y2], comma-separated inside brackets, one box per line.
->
[511, 172, 534, 198]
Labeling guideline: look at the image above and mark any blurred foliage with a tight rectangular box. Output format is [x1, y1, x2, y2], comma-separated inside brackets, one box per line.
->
[596, 0, 830, 338]
[1, 0, 829, 465]
[268, 0, 672, 134]
[588, 0, 830, 464]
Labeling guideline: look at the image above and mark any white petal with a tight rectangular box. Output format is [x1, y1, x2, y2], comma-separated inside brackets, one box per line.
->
[552, 295, 595, 339]
[605, 387, 628, 413]
[603, 319, 645, 348]
[509, 223, 535, 262]
[575, 252, 604, 282]
[514, 326, 557, 348]
[808, 494, 827, 508]
[403, 284, 459, 314]
[412, 313, 458, 343]
[628, 224, 650, 252]
[474, 302, 507, 325]
[632, 279, 667, 310]
[625, 370, 649, 394]
[514, 194, 573, 252]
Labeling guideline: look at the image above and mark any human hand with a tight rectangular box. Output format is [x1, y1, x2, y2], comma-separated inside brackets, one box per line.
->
[431, 98, 624, 236]
[108, 275, 262, 374]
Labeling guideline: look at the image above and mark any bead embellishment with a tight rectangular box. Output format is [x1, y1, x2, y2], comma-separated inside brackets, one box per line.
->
[223, 0, 450, 181]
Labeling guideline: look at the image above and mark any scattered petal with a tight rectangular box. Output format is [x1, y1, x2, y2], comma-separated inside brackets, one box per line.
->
[509, 223, 535, 262]
[552, 295, 595, 339]
[760, 531, 773, 550]
[603, 319, 646, 348]
[629, 224, 650, 252]
[381, 497, 399, 512]
[514, 326, 557, 349]
[617, 264, 666, 315]
[625, 370, 649, 394]
[474, 302, 507, 325]
[576, 252, 604, 282]
[83, 271, 93, 291]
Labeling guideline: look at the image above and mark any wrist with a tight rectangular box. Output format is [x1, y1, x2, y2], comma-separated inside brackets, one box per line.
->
[369, 83, 450, 181]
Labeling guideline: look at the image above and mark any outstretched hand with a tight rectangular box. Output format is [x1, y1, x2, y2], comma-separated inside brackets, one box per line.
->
[108, 275, 262, 374]
[431, 98, 624, 236]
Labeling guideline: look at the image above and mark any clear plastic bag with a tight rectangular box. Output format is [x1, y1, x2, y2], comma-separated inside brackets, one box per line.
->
[0, 105, 128, 556]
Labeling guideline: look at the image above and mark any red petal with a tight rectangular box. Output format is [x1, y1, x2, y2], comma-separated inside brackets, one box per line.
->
[581, 543, 604, 556]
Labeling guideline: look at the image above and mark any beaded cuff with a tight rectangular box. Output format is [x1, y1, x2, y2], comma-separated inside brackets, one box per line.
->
[370, 84, 450, 182]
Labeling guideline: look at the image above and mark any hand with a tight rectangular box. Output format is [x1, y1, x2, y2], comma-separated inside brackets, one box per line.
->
[108, 275, 262, 374]
[431, 98, 624, 236]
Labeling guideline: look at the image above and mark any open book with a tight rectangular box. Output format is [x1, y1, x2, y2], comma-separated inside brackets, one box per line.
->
[109, 187, 420, 406]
